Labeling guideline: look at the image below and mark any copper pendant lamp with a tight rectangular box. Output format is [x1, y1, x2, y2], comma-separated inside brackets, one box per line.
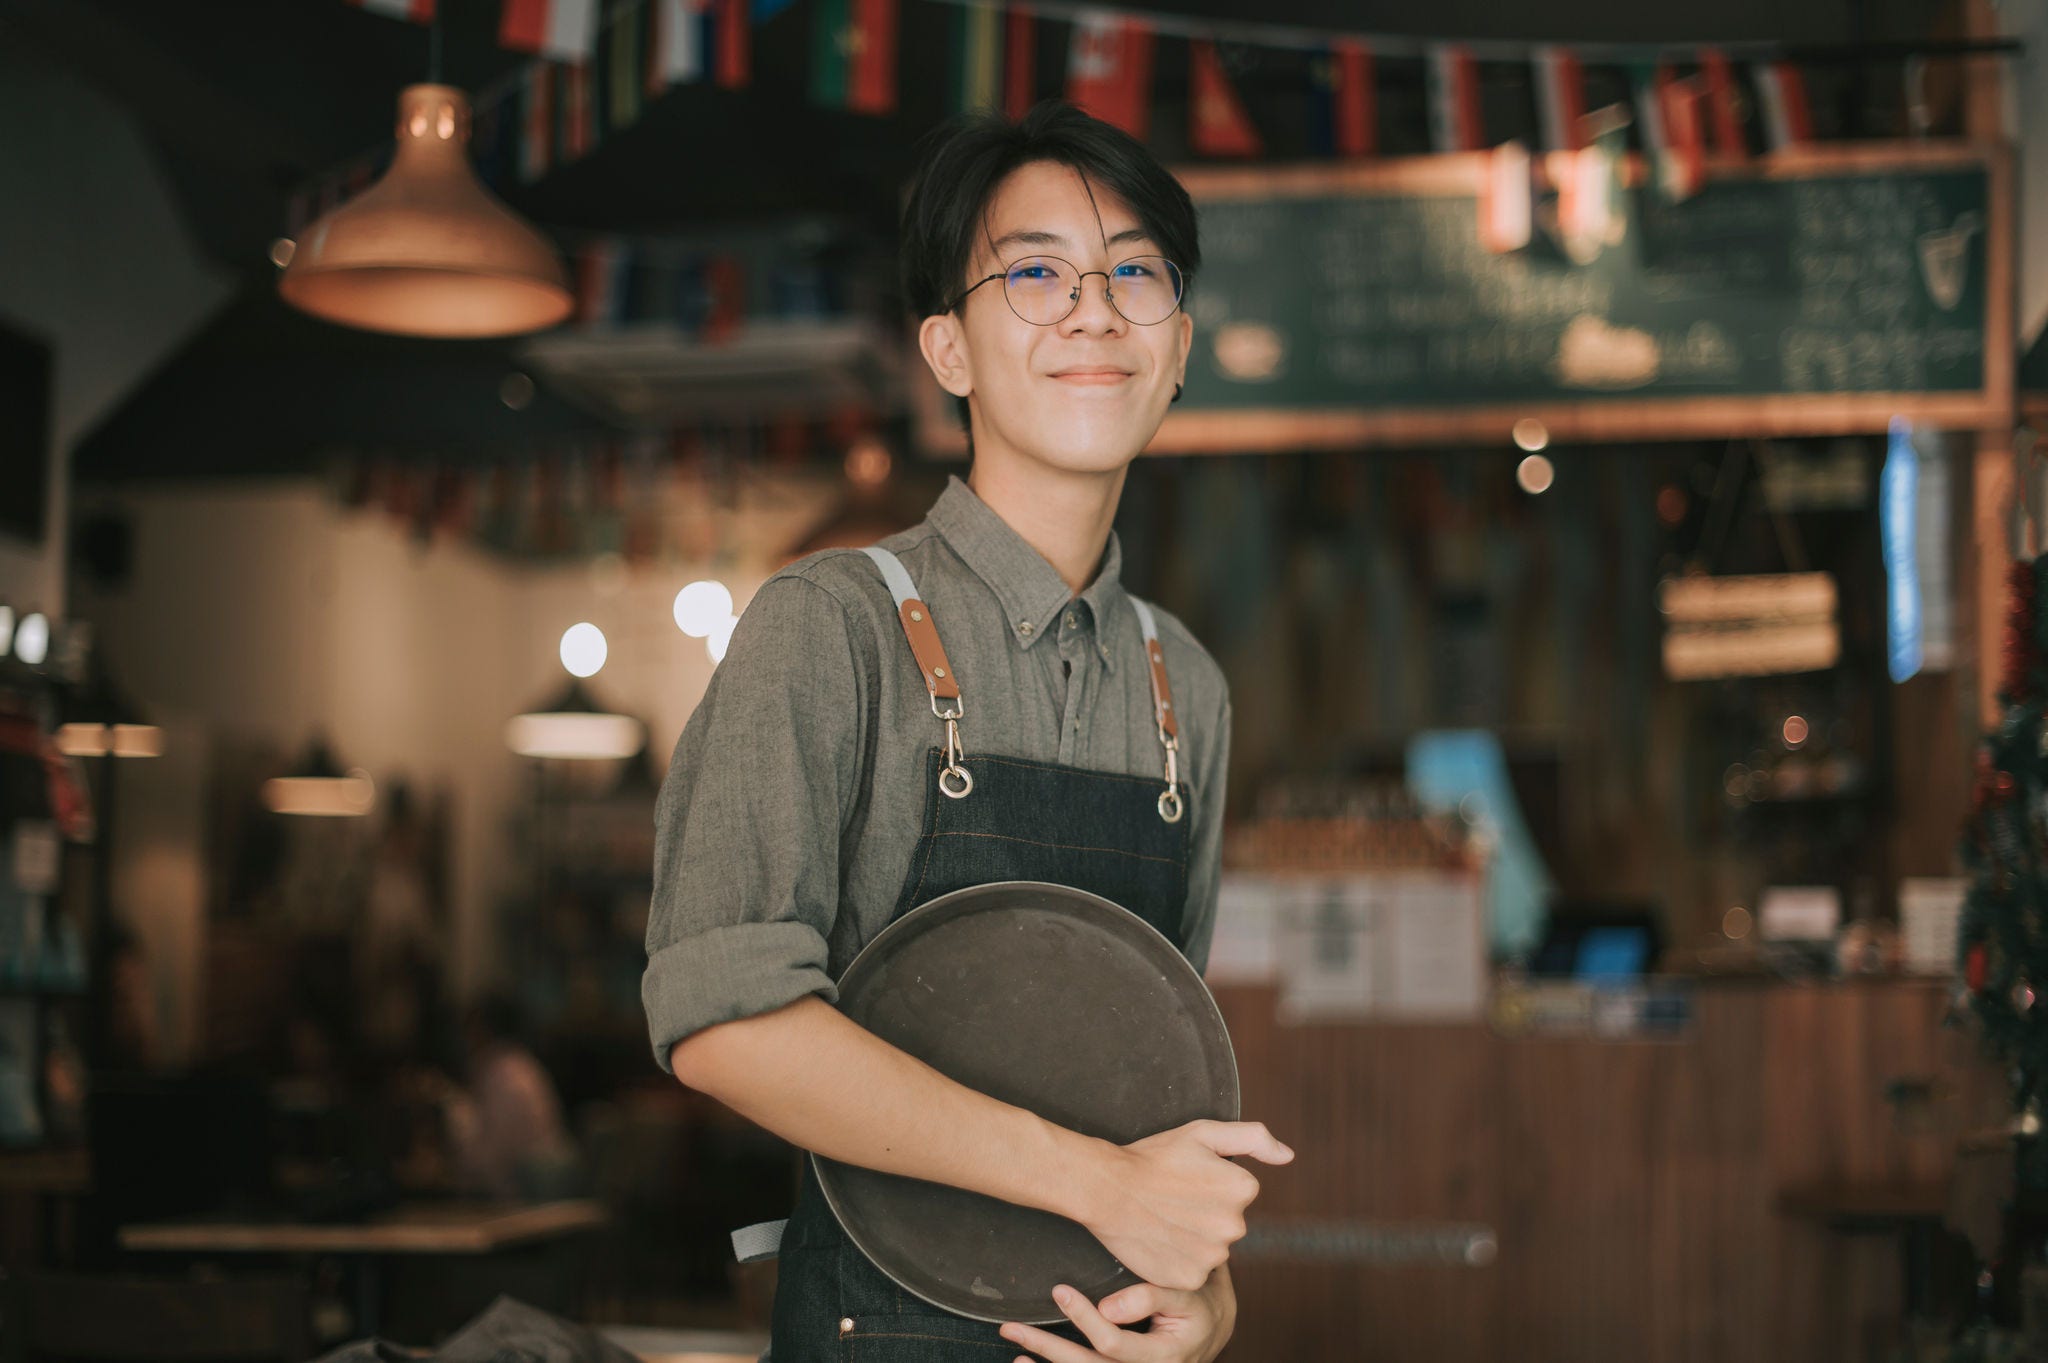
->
[279, 84, 573, 338]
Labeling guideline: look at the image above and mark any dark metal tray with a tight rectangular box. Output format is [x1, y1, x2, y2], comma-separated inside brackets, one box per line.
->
[814, 879, 1240, 1324]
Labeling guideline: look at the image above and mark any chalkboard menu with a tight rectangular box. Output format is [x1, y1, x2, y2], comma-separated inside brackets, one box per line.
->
[1162, 146, 2006, 448]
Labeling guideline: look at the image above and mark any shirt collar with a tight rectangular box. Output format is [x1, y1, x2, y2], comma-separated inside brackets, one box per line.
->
[925, 474, 1126, 671]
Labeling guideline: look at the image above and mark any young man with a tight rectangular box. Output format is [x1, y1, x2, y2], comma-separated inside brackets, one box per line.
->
[643, 101, 1292, 1363]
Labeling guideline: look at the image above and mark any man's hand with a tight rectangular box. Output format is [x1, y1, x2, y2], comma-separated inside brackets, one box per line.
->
[1077, 1120, 1292, 1291]
[997, 1264, 1238, 1363]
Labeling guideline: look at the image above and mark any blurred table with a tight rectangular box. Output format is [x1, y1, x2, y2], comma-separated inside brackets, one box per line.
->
[118, 1198, 605, 1254]
[117, 1199, 607, 1342]
[601, 1324, 768, 1362]
[1777, 1180, 1961, 1321]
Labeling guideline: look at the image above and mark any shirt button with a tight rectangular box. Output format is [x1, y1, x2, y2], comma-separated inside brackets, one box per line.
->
[839, 1318, 855, 1336]
[1064, 612, 1077, 630]
[1019, 620, 1034, 637]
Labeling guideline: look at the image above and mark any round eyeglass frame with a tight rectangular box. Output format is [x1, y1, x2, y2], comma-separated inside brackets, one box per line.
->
[945, 254, 1185, 327]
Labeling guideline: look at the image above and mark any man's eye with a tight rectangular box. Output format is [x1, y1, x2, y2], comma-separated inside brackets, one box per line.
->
[1011, 266, 1053, 281]
[1114, 263, 1153, 278]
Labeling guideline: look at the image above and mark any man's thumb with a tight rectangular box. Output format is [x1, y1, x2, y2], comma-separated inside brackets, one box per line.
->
[1193, 1119, 1294, 1164]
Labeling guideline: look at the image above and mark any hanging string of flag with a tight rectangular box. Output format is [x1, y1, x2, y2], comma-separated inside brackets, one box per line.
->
[309, 0, 1999, 250]
[300, 0, 772, 226]
[331, 408, 882, 559]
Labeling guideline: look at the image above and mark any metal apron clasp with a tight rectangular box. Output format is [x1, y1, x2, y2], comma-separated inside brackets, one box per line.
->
[932, 689, 973, 798]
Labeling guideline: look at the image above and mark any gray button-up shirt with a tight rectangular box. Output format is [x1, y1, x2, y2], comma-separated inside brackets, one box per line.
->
[642, 474, 1233, 1074]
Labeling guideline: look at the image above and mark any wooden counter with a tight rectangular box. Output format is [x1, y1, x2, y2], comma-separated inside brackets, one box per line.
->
[1214, 978, 1992, 1363]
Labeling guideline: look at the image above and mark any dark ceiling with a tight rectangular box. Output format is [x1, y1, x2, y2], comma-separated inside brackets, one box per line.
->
[5, 0, 1955, 480]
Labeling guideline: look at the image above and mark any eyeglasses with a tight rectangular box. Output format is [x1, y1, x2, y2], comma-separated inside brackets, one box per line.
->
[946, 254, 1185, 327]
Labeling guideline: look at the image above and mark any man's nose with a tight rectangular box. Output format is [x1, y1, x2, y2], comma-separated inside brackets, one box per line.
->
[1062, 270, 1125, 330]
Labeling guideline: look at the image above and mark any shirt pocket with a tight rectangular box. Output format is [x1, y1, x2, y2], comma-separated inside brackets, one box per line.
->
[837, 1312, 1018, 1361]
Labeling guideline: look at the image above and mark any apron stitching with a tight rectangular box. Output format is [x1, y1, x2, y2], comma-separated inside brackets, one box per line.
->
[925, 831, 1185, 865]
[969, 753, 1185, 790]
[843, 1330, 1013, 1349]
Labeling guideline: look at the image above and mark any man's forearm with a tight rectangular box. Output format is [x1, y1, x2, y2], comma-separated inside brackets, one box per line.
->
[668, 994, 1121, 1225]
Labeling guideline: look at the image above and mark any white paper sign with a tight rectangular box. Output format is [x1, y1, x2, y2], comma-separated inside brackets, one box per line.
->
[1759, 885, 1841, 941]
[1900, 876, 1965, 973]
[1276, 878, 1384, 1023]
[1385, 873, 1487, 1019]
[9, 821, 58, 896]
[1206, 874, 1281, 984]
[1273, 871, 1488, 1023]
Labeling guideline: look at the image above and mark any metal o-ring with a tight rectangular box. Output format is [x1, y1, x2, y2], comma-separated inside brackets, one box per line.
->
[940, 765, 974, 799]
[1158, 788, 1184, 823]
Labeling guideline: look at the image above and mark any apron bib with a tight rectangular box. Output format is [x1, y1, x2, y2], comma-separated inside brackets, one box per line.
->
[765, 547, 1193, 1362]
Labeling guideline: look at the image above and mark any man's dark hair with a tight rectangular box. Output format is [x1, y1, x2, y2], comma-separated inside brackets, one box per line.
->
[899, 99, 1200, 436]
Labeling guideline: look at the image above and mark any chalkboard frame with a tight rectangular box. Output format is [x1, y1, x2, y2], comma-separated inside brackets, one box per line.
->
[913, 141, 2012, 457]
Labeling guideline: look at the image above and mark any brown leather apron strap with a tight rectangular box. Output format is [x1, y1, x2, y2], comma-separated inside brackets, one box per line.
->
[1129, 598, 1185, 824]
[861, 546, 961, 703]
[863, 547, 973, 799]
[1129, 598, 1179, 742]
[898, 601, 961, 703]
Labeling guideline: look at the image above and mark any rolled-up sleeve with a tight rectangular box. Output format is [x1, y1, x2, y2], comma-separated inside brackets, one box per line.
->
[642, 572, 865, 1074]
[1179, 693, 1233, 977]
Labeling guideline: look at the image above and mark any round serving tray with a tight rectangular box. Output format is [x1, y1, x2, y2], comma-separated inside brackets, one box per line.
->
[813, 879, 1239, 1324]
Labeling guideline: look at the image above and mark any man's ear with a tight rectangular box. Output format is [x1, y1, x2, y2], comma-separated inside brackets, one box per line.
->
[1174, 308, 1193, 388]
[919, 312, 974, 399]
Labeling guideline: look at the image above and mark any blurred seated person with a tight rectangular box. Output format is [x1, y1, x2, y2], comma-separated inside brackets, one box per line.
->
[439, 993, 584, 1202]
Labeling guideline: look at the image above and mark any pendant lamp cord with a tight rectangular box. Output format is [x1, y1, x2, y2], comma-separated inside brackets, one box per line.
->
[429, 7, 444, 84]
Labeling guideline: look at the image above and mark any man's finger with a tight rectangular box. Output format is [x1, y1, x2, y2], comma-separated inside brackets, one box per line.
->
[1052, 1283, 1130, 1355]
[1191, 1119, 1294, 1164]
[1097, 1283, 1165, 1326]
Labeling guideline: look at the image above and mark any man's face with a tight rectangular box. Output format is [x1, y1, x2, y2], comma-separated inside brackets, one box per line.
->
[922, 160, 1193, 476]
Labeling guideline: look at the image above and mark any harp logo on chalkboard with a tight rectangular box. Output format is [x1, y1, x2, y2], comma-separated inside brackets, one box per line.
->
[1917, 211, 1981, 312]
[1211, 322, 1285, 381]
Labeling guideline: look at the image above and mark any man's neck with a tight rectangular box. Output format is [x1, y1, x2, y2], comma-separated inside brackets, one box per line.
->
[966, 457, 1127, 597]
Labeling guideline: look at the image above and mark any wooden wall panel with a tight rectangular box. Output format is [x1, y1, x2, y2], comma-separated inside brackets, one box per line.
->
[1215, 980, 1983, 1363]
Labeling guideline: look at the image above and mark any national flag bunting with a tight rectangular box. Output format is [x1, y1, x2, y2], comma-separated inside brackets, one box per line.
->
[1698, 49, 1746, 157]
[1532, 46, 1585, 151]
[562, 60, 595, 158]
[712, 0, 749, 87]
[1189, 41, 1261, 157]
[501, 0, 600, 61]
[520, 62, 555, 181]
[704, 255, 746, 343]
[1754, 60, 1812, 150]
[1653, 65, 1705, 199]
[576, 239, 630, 326]
[948, 2, 1003, 114]
[1308, 41, 1374, 157]
[812, 0, 898, 112]
[1004, 10, 1036, 118]
[1426, 45, 1482, 153]
[649, 0, 702, 88]
[608, 0, 643, 130]
[1066, 13, 1154, 137]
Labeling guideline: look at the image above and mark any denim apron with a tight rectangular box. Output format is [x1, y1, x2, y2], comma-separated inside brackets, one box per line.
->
[762, 545, 1195, 1362]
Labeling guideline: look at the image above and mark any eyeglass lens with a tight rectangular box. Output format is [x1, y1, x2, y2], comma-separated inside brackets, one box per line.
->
[1002, 256, 1183, 326]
